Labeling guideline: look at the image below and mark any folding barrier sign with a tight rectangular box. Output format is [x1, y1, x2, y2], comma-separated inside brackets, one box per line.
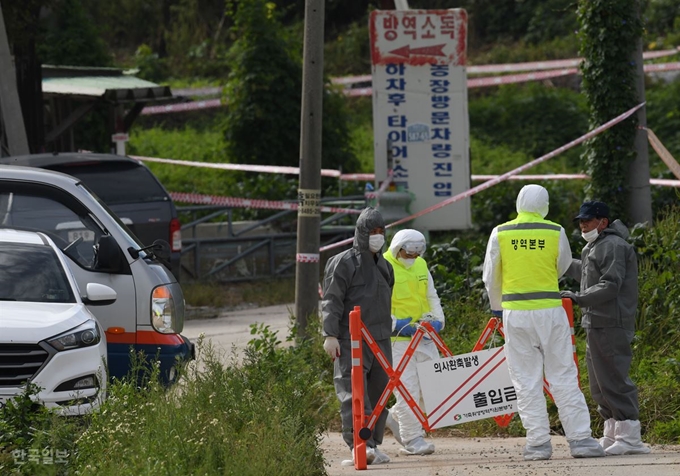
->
[347, 299, 578, 469]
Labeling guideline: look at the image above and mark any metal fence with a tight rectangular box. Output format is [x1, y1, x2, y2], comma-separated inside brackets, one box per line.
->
[177, 196, 366, 282]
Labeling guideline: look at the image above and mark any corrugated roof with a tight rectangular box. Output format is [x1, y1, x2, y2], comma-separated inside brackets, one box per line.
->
[41, 66, 172, 102]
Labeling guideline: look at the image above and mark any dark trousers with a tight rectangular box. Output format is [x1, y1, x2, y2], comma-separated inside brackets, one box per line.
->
[585, 327, 640, 421]
[334, 336, 392, 449]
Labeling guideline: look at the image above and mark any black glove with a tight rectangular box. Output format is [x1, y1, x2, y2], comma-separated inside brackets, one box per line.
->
[560, 290, 578, 302]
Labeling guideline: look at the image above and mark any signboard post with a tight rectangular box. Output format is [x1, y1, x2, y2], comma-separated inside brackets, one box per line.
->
[369, 9, 471, 230]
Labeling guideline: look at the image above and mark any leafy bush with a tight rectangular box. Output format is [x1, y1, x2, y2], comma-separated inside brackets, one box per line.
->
[73, 329, 335, 475]
[630, 206, 680, 352]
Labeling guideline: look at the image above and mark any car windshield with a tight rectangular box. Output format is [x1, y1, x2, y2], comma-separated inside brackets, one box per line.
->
[0, 242, 76, 303]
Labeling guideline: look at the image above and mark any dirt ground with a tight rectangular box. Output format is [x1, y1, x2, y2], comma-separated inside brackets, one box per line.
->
[320, 431, 680, 476]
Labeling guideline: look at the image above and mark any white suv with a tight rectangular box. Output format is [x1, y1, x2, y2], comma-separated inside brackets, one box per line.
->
[0, 228, 115, 415]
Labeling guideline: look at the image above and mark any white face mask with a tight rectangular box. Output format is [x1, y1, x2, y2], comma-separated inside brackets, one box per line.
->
[368, 234, 385, 252]
[581, 220, 602, 243]
[398, 257, 416, 268]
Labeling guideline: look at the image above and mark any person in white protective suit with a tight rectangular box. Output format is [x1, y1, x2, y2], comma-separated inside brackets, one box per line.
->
[482, 184, 605, 460]
[382, 229, 444, 456]
[562, 200, 651, 455]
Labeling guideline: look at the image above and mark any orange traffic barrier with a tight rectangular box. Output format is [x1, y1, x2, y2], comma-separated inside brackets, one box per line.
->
[349, 306, 368, 470]
[348, 298, 579, 461]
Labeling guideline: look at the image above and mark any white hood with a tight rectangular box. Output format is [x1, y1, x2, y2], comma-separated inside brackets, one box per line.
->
[0, 301, 90, 343]
[388, 229, 427, 258]
[516, 184, 549, 218]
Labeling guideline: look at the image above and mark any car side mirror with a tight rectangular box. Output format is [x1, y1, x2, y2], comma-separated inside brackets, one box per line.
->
[82, 282, 117, 306]
[152, 239, 171, 262]
[95, 235, 127, 273]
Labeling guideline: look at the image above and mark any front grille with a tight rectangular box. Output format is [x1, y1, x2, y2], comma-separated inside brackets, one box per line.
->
[0, 344, 51, 386]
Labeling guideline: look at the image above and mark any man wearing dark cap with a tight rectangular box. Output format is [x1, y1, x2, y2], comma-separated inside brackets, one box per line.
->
[322, 207, 395, 465]
[562, 200, 651, 455]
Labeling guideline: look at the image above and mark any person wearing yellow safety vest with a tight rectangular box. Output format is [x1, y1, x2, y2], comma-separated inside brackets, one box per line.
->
[382, 229, 444, 456]
[482, 184, 604, 461]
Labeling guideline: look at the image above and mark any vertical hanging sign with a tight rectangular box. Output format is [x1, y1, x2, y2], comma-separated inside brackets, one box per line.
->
[370, 9, 471, 230]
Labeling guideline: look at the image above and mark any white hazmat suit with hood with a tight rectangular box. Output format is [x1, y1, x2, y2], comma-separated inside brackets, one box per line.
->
[383, 229, 444, 455]
[483, 184, 603, 460]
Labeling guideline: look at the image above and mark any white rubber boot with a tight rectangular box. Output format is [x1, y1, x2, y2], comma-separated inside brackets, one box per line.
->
[605, 420, 651, 455]
[399, 436, 435, 455]
[599, 418, 616, 450]
[523, 440, 553, 461]
[341, 447, 376, 466]
[569, 437, 605, 458]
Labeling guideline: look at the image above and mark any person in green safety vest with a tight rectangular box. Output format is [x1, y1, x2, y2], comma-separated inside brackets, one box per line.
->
[382, 228, 444, 456]
[482, 184, 604, 461]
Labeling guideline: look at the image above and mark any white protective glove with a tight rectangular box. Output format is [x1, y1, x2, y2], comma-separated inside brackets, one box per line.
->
[323, 336, 341, 360]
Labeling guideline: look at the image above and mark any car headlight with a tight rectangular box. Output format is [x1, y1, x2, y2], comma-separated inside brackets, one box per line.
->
[47, 320, 101, 351]
[151, 285, 177, 334]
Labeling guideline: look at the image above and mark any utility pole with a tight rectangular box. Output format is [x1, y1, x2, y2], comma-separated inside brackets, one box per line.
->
[295, 0, 324, 340]
[628, 22, 653, 225]
[0, 3, 29, 156]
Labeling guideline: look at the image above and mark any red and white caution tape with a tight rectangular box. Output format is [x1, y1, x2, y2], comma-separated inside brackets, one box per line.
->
[135, 154, 381, 183]
[172, 86, 222, 97]
[474, 174, 680, 187]
[169, 191, 362, 214]
[467, 59, 581, 74]
[651, 178, 680, 187]
[340, 68, 578, 97]
[472, 174, 588, 181]
[340, 172, 377, 181]
[140, 98, 223, 115]
[332, 74, 372, 85]
[468, 68, 578, 88]
[643, 61, 680, 73]
[296, 253, 320, 263]
[332, 48, 679, 85]
[133, 155, 342, 177]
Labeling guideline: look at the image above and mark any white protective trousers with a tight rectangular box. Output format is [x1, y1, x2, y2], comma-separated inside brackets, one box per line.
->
[503, 307, 592, 446]
[392, 338, 439, 443]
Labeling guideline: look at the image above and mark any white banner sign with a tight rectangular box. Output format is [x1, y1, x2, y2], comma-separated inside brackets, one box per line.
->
[370, 9, 471, 231]
[417, 346, 517, 429]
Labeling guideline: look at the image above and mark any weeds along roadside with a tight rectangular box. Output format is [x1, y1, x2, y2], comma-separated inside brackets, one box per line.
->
[0, 328, 335, 476]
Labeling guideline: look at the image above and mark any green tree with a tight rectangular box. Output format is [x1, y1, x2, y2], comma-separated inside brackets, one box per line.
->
[222, 0, 357, 171]
[37, 0, 111, 66]
[577, 0, 642, 220]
